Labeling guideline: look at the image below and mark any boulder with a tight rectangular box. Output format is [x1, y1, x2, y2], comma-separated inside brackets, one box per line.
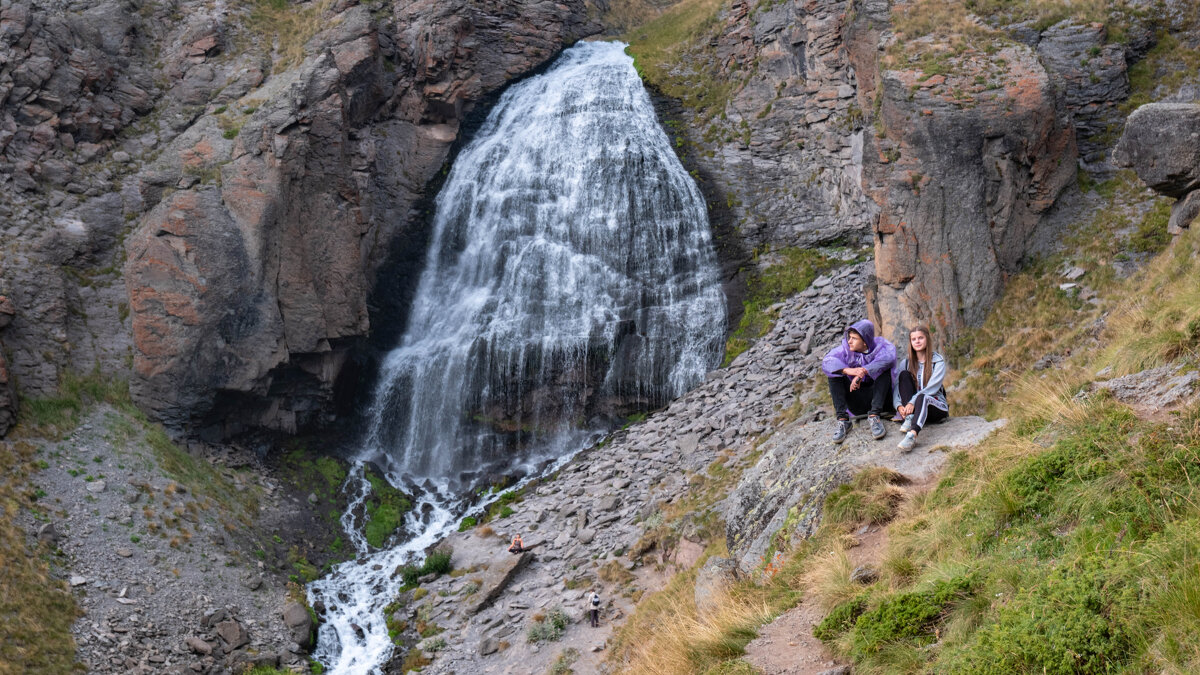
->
[722, 415, 1005, 572]
[281, 602, 315, 650]
[215, 619, 249, 650]
[463, 551, 531, 615]
[694, 557, 740, 613]
[1114, 103, 1200, 199]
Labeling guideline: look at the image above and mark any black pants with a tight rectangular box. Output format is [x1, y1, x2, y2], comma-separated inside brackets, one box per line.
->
[828, 375, 893, 421]
[590, 608, 599, 627]
[897, 370, 948, 432]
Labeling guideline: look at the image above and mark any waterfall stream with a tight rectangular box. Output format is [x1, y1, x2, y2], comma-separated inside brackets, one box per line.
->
[308, 41, 725, 673]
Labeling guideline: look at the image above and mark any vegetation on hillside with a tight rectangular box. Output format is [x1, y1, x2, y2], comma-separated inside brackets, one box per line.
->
[609, 180, 1200, 673]
[620, 0, 733, 119]
[722, 247, 841, 366]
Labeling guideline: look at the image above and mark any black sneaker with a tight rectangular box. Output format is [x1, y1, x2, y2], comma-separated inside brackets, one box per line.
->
[869, 414, 886, 440]
[832, 419, 852, 444]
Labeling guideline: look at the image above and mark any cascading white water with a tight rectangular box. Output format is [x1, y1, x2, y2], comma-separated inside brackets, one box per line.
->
[308, 41, 726, 673]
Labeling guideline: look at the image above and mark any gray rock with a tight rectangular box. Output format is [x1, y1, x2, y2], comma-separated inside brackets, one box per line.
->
[1094, 365, 1199, 412]
[215, 619, 249, 650]
[1115, 103, 1200, 198]
[185, 637, 212, 655]
[694, 557, 740, 613]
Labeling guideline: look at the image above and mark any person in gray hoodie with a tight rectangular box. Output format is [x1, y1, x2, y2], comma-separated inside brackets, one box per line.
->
[891, 325, 948, 452]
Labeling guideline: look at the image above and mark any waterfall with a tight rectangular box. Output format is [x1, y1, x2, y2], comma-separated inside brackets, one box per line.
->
[308, 40, 725, 673]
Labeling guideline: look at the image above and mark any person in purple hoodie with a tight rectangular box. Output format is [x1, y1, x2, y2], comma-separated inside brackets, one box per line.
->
[821, 319, 897, 444]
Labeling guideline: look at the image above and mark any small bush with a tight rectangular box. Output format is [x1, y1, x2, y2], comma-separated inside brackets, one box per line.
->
[528, 606, 570, 643]
[814, 597, 867, 642]
[849, 577, 972, 659]
[457, 515, 477, 532]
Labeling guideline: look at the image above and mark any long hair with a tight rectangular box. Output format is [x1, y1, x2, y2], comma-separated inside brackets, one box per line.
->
[908, 326, 933, 386]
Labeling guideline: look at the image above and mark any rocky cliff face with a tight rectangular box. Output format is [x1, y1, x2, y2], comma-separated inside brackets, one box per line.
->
[661, 1, 1169, 342]
[1, 0, 603, 437]
[669, 0, 878, 253]
[859, 39, 1078, 338]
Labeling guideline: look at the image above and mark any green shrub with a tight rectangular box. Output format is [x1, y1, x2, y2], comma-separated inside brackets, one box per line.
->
[423, 549, 453, 576]
[941, 565, 1136, 674]
[363, 468, 413, 548]
[814, 597, 867, 642]
[528, 606, 571, 643]
[849, 577, 972, 659]
[457, 515, 477, 531]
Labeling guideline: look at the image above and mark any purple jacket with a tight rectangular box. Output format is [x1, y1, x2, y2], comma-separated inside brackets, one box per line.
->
[821, 319, 897, 382]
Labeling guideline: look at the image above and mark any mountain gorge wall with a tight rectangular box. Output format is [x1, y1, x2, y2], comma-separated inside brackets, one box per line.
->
[0, 0, 604, 436]
[0, 0, 1190, 438]
[660, 0, 1174, 343]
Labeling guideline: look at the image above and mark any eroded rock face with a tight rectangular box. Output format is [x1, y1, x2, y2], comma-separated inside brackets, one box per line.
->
[859, 43, 1076, 340]
[666, 0, 878, 254]
[121, 1, 602, 434]
[1035, 21, 1130, 175]
[0, 295, 16, 435]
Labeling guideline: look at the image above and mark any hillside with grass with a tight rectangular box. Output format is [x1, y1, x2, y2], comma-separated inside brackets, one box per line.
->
[604, 167, 1200, 674]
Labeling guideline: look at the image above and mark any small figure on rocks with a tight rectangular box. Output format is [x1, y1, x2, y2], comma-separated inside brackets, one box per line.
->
[589, 590, 601, 627]
[892, 326, 949, 452]
[821, 319, 897, 444]
[508, 534, 525, 554]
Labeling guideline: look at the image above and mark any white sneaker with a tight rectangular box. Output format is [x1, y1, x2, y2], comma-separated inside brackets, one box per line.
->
[897, 430, 917, 452]
[899, 414, 915, 433]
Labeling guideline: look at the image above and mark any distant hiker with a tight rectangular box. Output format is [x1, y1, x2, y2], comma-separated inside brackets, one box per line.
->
[892, 326, 948, 452]
[588, 590, 601, 627]
[821, 319, 897, 444]
[508, 534, 525, 554]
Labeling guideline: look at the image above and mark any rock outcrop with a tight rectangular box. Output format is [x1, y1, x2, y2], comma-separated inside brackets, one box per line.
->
[1114, 102, 1200, 232]
[723, 414, 1005, 573]
[0, 0, 602, 437]
[858, 40, 1077, 339]
[121, 0, 604, 435]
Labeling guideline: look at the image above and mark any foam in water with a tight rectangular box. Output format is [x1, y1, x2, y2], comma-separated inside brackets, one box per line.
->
[308, 40, 725, 673]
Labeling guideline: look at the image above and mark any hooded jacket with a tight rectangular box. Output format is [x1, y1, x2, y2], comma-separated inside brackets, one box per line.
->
[820, 319, 897, 382]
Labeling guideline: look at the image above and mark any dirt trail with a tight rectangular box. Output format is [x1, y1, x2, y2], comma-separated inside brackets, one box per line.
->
[742, 474, 935, 675]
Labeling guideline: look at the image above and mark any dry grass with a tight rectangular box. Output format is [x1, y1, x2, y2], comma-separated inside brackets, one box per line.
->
[799, 548, 859, 612]
[603, 0, 685, 33]
[243, 0, 333, 72]
[0, 439, 79, 674]
[1095, 226, 1200, 375]
[616, 579, 773, 675]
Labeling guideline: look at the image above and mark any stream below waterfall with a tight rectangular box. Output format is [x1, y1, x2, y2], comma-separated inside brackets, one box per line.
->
[307, 40, 725, 673]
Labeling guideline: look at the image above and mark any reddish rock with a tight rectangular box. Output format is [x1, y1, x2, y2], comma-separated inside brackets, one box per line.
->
[862, 44, 1076, 340]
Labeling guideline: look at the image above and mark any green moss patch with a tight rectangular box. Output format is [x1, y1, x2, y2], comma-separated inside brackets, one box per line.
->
[363, 467, 413, 549]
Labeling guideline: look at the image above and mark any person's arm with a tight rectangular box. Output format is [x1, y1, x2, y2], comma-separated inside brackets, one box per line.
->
[892, 359, 903, 410]
[821, 348, 850, 377]
[863, 339, 896, 380]
[915, 355, 947, 398]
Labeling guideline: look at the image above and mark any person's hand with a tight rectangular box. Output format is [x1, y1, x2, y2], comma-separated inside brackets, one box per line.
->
[849, 374, 863, 392]
[843, 367, 867, 379]
[899, 403, 913, 417]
